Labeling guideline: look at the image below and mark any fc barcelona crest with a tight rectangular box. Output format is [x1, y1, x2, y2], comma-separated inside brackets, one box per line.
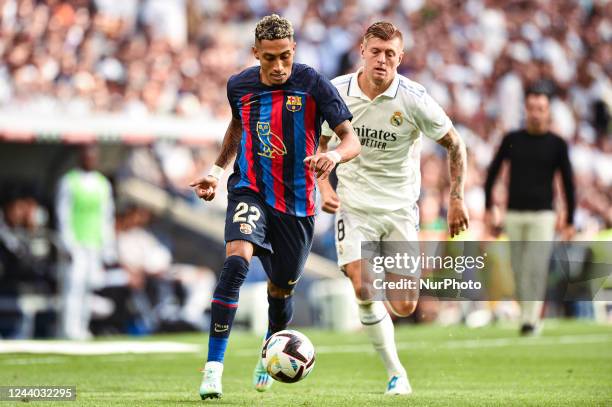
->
[286, 95, 303, 112]
[240, 223, 253, 235]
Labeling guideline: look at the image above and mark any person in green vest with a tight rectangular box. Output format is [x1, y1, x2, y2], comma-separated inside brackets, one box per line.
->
[56, 145, 116, 340]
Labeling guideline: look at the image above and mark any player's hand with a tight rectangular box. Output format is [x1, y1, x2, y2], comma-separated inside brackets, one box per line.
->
[448, 198, 469, 238]
[560, 224, 575, 241]
[484, 207, 502, 238]
[304, 152, 340, 180]
[319, 183, 340, 213]
[189, 175, 218, 201]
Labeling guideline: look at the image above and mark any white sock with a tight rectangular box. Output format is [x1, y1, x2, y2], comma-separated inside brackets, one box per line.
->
[520, 301, 544, 326]
[357, 299, 406, 379]
[204, 361, 224, 374]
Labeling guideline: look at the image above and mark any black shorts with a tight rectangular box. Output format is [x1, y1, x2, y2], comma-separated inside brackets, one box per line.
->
[225, 189, 315, 289]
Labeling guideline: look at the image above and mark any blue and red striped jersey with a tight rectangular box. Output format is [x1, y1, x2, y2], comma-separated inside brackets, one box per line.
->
[226, 63, 352, 217]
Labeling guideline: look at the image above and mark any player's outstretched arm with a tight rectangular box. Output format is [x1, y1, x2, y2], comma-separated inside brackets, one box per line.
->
[190, 117, 242, 201]
[304, 120, 360, 181]
[437, 127, 469, 238]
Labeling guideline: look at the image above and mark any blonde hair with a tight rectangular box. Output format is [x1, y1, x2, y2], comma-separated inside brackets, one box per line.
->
[255, 14, 294, 42]
[363, 21, 403, 44]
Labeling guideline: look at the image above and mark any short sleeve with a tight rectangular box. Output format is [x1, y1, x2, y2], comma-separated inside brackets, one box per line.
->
[226, 76, 240, 120]
[312, 73, 352, 130]
[412, 92, 452, 141]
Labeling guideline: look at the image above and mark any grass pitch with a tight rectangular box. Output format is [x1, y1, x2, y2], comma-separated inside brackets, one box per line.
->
[1, 320, 611, 406]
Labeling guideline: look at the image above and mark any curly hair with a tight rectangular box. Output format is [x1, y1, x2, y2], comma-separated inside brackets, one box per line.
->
[255, 14, 294, 42]
[363, 21, 403, 44]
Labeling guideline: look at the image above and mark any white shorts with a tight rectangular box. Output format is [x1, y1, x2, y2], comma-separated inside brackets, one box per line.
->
[334, 204, 419, 267]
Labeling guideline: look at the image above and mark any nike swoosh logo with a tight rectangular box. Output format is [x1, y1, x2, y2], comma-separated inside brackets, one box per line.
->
[214, 325, 229, 333]
[287, 278, 301, 286]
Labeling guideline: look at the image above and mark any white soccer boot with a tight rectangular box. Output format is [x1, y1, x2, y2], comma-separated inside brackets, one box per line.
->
[385, 375, 412, 395]
[199, 361, 223, 399]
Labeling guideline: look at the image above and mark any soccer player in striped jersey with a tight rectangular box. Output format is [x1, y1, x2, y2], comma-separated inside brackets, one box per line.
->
[190, 14, 360, 400]
[319, 22, 469, 395]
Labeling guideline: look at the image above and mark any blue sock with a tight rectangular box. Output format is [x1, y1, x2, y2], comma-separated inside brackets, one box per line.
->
[207, 255, 249, 363]
[265, 292, 293, 339]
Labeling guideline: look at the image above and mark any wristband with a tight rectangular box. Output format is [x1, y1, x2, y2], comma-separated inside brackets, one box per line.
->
[208, 165, 225, 180]
[327, 150, 342, 164]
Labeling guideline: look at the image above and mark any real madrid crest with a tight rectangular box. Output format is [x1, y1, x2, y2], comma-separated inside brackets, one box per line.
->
[390, 111, 403, 127]
[286, 95, 303, 112]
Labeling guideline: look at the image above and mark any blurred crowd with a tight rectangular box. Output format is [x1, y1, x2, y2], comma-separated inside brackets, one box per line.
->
[1, 0, 610, 236]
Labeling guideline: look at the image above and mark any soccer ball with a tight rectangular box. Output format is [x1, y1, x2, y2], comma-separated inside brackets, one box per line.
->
[261, 329, 315, 383]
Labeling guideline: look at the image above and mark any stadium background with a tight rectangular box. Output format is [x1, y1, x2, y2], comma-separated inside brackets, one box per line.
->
[0, 0, 611, 337]
[0, 1, 611, 405]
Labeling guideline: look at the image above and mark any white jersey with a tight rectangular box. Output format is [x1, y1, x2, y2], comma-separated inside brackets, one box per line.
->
[322, 69, 452, 213]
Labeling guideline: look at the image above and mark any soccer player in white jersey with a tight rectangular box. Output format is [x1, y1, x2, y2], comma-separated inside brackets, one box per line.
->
[319, 22, 469, 395]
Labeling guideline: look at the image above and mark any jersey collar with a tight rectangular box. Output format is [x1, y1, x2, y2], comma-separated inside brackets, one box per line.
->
[348, 68, 400, 100]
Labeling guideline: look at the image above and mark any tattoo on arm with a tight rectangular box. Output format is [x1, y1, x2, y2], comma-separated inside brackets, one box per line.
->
[437, 128, 467, 200]
[215, 118, 242, 168]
